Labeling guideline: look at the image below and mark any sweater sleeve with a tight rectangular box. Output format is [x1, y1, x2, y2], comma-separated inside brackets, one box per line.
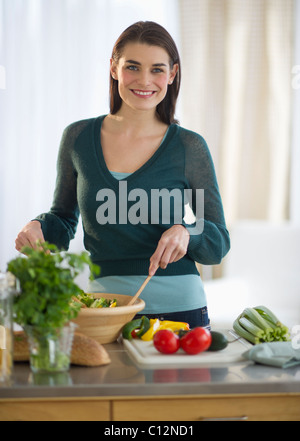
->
[182, 130, 230, 265]
[33, 121, 86, 250]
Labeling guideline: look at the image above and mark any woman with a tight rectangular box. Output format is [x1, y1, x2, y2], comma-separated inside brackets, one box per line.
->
[15, 21, 230, 328]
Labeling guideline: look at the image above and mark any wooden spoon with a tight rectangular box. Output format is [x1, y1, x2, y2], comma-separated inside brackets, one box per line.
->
[126, 275, 152, 306]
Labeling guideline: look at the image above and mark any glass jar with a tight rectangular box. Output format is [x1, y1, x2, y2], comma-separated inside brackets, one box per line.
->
[24, 322, 77, 373]
[0, 272, 16, 384]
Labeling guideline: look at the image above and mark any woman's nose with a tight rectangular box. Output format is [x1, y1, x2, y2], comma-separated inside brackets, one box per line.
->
[137, 70, 151, 87]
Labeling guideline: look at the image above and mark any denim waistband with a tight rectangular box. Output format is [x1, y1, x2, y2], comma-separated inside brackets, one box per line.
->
[134, 306, 210, 329]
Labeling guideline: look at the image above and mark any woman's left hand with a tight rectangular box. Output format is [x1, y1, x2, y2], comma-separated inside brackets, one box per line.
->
[149, 225, 190, 275]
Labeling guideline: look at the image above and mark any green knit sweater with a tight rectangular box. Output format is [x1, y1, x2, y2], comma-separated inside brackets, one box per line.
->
[35, 115, 230, 277]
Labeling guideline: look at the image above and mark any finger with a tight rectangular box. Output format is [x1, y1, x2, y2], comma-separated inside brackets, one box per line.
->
[150, 239, 166, 264]
[151, 241, 179, 272]
[149, 225, 190, 274]
[158, 244, 185, 269]
[15, 231, 45, 252]
[158, 246, 174, 269]
[15, 233, 32, 251]
[170, 250, 185, 263]
[170, 240, 189, 263]
[25, 232, 44, 250]
[148, 261, 159, 276]
[149, 236, 182, 273]
[164, 248, 182, 265]
[149, 241, 166, 275]
[15, 238, 25, 252]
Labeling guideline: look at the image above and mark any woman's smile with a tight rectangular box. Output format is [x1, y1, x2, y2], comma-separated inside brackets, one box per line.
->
[130, 89, 156, 97]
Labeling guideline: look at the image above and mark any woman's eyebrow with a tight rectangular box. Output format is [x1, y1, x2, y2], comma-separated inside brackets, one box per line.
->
[125, 59, 167, 67]
[125, 60, 141, 65]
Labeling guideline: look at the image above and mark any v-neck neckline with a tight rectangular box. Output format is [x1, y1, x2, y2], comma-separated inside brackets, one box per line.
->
[93, 115, 175, 188]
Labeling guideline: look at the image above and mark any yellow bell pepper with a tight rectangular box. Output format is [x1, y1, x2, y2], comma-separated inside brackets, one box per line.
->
[141, 319, 161, 341]
[140, 319, 190, 341]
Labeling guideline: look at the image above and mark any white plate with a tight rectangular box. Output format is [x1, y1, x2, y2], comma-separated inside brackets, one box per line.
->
[123, 330, 251, 368]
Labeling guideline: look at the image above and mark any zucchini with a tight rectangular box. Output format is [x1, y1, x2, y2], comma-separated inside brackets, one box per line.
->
[207, 331, 228, 351]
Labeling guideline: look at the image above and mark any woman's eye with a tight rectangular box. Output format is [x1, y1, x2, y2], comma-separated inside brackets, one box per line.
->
[126, 65, 163, 73]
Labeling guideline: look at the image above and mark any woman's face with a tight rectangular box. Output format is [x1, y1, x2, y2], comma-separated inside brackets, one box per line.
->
[111, 42, 178, 115]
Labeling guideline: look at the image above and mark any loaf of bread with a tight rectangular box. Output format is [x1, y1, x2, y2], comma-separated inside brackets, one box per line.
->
[13, 331, 30, 362]
[70, 332, 111, 366]
[13, 330, 111, 367]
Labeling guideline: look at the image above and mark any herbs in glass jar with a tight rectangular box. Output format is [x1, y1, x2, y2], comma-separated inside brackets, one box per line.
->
[7, 242, 100, 372]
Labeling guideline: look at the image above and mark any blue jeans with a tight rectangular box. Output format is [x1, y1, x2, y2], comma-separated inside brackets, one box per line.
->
[134, 306, 210, 329]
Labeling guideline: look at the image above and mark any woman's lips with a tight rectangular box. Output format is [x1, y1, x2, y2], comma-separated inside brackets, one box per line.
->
[131, 89, 156, 97]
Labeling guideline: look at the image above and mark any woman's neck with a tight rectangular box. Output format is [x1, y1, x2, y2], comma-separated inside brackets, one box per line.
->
[106, 106, 167, 138]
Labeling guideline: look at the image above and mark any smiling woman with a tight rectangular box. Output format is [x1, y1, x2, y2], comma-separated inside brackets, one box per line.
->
[14, 21, 230, 328]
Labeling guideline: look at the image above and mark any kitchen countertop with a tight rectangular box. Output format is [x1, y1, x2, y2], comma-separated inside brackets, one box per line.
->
[1, 338, 300, 399]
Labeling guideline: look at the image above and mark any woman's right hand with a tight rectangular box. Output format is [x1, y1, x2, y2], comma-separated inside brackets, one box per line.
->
[15, 220, 45, 252]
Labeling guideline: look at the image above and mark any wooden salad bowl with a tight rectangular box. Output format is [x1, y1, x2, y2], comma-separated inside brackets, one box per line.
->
[72, 293, 145, 344]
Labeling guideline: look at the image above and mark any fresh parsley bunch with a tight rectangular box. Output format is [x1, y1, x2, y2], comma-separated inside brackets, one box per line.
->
[7, 242, 100, 330]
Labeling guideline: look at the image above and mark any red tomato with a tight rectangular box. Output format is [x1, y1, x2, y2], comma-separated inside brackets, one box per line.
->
[153, 329, 180, 354]
[180, 327, 212, 355]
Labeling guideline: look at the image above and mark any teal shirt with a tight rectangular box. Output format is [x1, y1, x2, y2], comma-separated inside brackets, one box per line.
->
[34, 115, 230, 313]
[88, 170, 207, 314]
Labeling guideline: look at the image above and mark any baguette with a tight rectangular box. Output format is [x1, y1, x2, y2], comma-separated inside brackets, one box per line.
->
[13, 330, 111, 367]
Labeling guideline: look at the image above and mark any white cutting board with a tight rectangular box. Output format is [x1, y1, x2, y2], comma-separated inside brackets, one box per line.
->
[123, 330, 251, 368]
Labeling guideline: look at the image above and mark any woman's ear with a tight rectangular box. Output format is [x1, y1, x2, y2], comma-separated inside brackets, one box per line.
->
[110, 58, 118, 80]
[169, 63, 179, 85]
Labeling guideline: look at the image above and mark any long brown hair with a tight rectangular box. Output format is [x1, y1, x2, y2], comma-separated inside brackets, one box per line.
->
[109, 21, 181, 125]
